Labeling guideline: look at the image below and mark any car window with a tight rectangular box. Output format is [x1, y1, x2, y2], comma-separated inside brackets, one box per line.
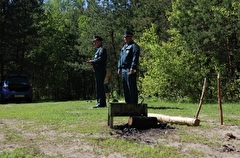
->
[6, 77, 29, 83]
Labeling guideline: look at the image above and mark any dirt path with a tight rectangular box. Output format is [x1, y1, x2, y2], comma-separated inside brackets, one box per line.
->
[1, 119, 240, 158]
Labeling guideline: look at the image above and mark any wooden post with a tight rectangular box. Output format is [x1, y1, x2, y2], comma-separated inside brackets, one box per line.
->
[217, 74, 223, 125]
[195, 78, 207, 119]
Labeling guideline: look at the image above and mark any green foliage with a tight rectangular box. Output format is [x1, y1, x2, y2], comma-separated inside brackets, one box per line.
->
[138, 0, 240, 102]
[166, 0, 240, 102]
[0, 0, 44, 73]
[1, 0, 239, 102]
[139, 25, 203, 102]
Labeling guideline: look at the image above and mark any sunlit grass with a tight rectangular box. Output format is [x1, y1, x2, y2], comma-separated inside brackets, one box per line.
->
[87, 137, 186, 158]
[0, 99, 240, 157]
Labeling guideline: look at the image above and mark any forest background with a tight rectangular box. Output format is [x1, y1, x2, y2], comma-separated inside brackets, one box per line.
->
[0, 0, 239, 103]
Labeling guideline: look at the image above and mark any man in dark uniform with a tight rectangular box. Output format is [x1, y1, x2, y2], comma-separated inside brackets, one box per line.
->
[87, 35, 107, 108]
[117, 30, 140, 105]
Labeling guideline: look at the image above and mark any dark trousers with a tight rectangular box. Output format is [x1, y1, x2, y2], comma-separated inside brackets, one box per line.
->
[121, 70, 138, 104]
[94, 68, 106, 106]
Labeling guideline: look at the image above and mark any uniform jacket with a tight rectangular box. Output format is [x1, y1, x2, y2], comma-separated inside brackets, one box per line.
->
[118, 41, 140, 72]
[91, 45, 107, 70]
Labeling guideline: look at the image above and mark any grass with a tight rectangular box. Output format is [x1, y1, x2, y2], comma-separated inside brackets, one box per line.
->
[0, 99, 240, 157]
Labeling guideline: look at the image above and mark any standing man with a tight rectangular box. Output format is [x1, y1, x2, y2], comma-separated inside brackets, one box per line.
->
[118, 30, 140, 105]
[87, 35, 107, 108]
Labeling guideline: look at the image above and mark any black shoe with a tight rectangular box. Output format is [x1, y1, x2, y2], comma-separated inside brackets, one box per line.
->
[93, 105, 106, 108]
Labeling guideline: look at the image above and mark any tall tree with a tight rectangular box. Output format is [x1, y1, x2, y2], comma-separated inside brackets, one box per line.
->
[32, 0, 88, 100]
[130, 0, 171, 41]
[0, 0, 8, 82]
[0, 0, 44, 80]
[168, 0, 240, 101]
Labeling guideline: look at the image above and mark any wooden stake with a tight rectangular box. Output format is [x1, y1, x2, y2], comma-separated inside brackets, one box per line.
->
[195, 78, 207, 119]
[217, 74, 223, 125]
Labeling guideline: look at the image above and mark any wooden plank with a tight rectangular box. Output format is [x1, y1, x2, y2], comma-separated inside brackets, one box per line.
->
[108, 103, 148, 128]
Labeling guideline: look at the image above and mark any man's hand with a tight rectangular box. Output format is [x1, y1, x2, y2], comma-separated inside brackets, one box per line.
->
[87, 60, 92, 65]
[130, 68, 136, 74]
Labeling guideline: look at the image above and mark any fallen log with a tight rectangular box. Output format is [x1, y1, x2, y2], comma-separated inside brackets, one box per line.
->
[128, 116, 158, 129]
[148, 113, 200, 126]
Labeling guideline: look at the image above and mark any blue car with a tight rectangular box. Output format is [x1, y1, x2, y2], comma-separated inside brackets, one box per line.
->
[0, 73, 33, 103]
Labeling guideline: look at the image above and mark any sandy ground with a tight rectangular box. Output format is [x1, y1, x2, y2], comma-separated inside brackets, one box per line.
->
[0, 119, 240, 158]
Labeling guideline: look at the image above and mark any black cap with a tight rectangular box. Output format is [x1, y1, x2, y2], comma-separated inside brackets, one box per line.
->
[124, 30, 133, 36]
[93, 35, 103, 41]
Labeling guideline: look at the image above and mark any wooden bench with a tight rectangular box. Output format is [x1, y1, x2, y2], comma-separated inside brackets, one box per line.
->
[108, 102, 148, 128]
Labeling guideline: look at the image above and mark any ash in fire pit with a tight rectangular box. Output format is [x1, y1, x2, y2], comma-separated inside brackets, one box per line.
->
[111, 123, 175, 144]
[112, 122, 174, 136]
